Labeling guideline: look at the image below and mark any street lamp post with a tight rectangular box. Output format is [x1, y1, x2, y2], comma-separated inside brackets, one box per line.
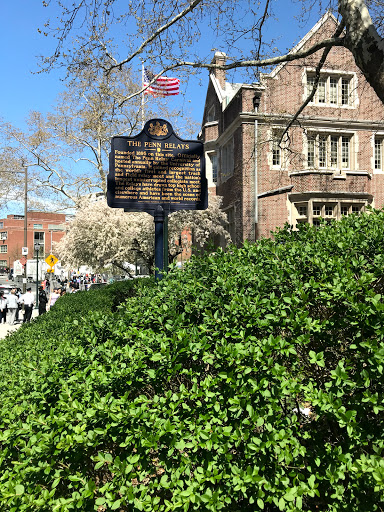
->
[34, 242, 43, 309]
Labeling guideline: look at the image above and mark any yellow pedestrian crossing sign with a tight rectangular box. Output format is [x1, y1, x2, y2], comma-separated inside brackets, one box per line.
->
[45, 254, 59, 267]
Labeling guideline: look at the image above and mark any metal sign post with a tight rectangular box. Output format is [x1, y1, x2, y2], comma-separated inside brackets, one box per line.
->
[154, 206, 165, 280]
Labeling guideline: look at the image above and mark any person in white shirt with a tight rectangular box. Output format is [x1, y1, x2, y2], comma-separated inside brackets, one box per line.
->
[6, 289, 19, 325]
[21, 287, 35, 323]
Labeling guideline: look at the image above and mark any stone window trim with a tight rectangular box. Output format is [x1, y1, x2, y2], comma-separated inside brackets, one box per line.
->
[290, 193, 372, 227]
[203, 120, 219, 129]
[303, 68, 358, 108]
[206, 151, 218, 184]
[373, 134, 384, 173]
[270, 128, 289, 169]
[289, 169, 371, 179]
[304, 132, 354, 171]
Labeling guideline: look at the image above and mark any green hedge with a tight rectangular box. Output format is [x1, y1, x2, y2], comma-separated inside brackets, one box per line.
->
[0, 279, 146, 403]
[1, 212, 384, 511]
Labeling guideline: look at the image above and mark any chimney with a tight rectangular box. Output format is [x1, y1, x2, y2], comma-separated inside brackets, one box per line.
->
[211, 51, 227, 90]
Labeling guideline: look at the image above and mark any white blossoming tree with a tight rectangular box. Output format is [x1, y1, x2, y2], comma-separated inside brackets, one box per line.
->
[55, 194, 231, 273]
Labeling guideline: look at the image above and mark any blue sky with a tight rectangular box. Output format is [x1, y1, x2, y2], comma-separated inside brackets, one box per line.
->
[0, 0, 324, 133]
[0, 0, 326, 218]
[0, 1, 64, 128]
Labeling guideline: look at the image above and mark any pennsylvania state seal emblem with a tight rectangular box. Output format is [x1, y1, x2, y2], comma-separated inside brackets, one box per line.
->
[149, 121, 168, 137]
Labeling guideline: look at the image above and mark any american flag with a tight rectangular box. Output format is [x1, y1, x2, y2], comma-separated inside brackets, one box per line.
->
[143, 68, 180, 97]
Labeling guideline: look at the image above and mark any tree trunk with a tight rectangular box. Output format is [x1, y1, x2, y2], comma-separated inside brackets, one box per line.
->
[339, 0, 384, 103]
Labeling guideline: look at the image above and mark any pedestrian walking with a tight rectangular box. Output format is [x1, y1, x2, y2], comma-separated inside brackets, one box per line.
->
[38, 286, 48, 315]
[0, 292, 7, 324]
[6, 289, 19, 325]
[49, 288, 61, 308]
[21, 287, 35, 323]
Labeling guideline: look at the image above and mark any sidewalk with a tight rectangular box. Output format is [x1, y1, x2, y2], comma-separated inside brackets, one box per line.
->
[0, 308, 39, 340]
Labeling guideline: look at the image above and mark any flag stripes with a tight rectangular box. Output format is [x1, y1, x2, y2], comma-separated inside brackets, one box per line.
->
[143, 68, 180, 97]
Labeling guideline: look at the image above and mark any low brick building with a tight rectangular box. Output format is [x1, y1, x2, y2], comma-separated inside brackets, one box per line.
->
[201, 13, 384, 244]
[0, 211, 67, 272]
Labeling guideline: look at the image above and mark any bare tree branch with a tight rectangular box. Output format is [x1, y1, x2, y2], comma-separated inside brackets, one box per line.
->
[106, 0, 204, 74]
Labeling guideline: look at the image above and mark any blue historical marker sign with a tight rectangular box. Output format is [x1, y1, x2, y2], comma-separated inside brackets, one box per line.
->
[107, 119, 207, 214]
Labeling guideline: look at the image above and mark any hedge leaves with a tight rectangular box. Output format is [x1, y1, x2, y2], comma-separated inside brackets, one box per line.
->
[1, 211, 384, 510]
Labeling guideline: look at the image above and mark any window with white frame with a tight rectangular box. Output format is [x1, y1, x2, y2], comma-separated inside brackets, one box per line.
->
[0, 260, 6, 266]
[340, 203, 364, 216]
[307, 133, 352, 170]
[208, 153, 218, 183]
[295, 203, 308, 225]
[374, 137, 384, 171]
[271, 130, 289, 168]
[220, 138, 234, 182]
[272, 136, 281, 166]
[0, 232, 7, 241]
[312, 202, 363, 221]
[297, 204, 307, 217]
[306, 73, 354, 106]
[294, 200, 365, 227]
[0, 245, 7, 253]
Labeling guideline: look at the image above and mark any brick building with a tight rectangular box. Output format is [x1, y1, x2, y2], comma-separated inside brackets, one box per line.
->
[0, 211, 67, 272]
[201, 13, 384, 244]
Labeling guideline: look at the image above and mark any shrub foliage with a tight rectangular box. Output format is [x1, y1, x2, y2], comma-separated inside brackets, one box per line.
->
[1, 212, 384, 511]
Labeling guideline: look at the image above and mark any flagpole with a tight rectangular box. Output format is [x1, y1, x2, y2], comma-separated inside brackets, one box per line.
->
[141, 63, 145, 129]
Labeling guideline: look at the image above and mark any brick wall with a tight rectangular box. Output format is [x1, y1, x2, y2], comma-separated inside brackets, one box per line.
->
[0, 212, 67, 270]
[201, 14, 384, 244]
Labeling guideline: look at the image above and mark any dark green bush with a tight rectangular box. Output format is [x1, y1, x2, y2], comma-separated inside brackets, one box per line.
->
[1, 212, 384, 511]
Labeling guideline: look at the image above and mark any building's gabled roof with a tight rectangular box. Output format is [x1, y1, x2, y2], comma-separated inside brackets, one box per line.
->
[267, 11, 339, 79]
[208, 72, 259, 111]
[209, 72, 225, 105]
